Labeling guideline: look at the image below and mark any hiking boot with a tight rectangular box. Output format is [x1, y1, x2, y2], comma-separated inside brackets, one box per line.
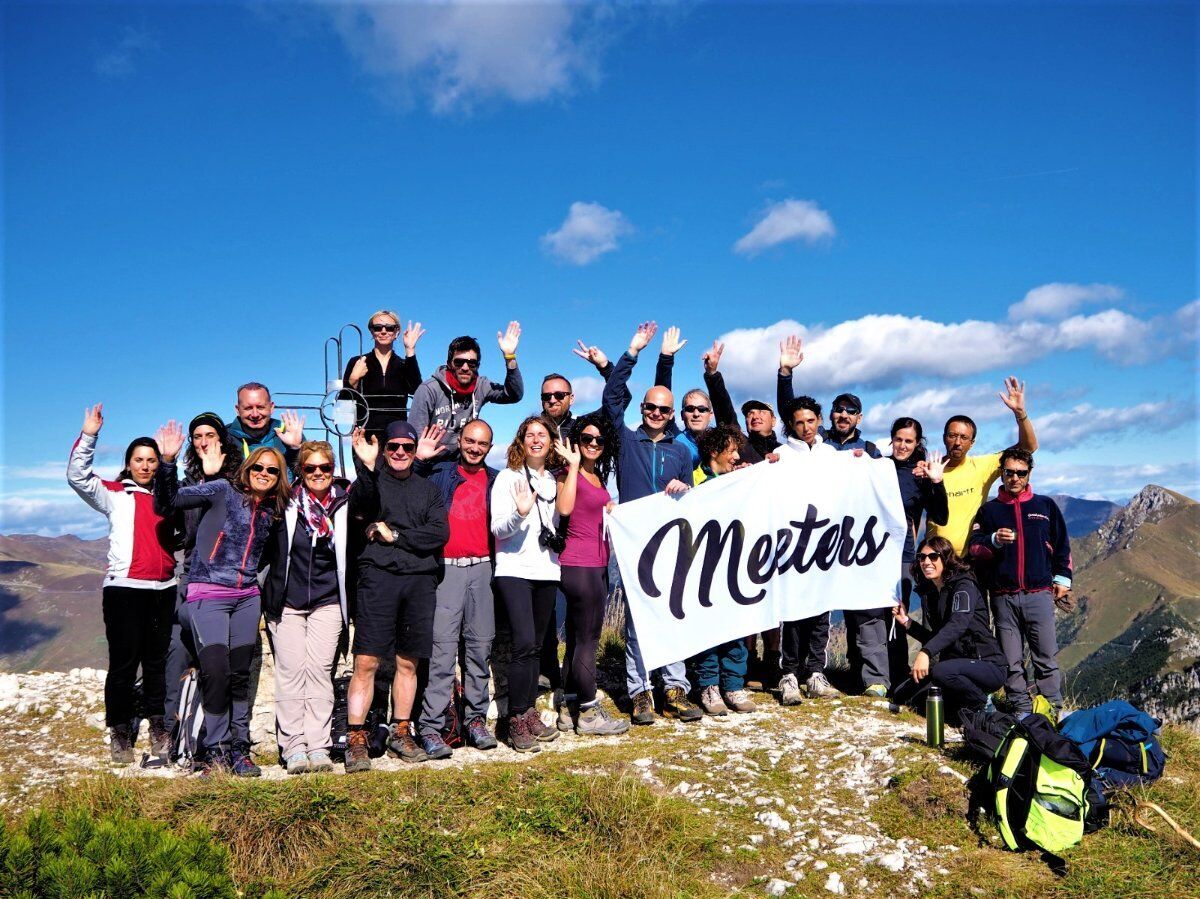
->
[507, 713, 540, 753]
[148, 716, 171, 760]
[285, 751, 311, 775]
[344, 730, 371, 773]
[307, 749, 334, 773]
[778, 673, 803, 706]
[863, 683, 889, 698]
[108, 725, 135, 765]
[524, 706, 559, 743]
[663, 687, 703, 722]
[699, 685, 729, 717]
[387, 724, 429, 763]
[723, 689, 757, 713]
[230, 743, 262, 778]
[576, 703, 630, 736]
[420, 733, 454, 760]
[630, 690, 656, 726]
[555, 691, 575, 732]
[465, 718, 498, 750]
[805, 671, 838, 698]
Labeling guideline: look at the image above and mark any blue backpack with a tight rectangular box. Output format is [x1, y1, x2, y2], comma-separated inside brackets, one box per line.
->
[1059, 701, 1166, 791]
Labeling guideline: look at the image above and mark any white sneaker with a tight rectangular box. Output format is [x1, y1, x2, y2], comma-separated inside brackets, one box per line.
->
[723, 689, 757, 713]
[778, 673, 803, 706]
[700, 684, 729, 716]
[805, 671, 838, 698]
[285, 751, 311, 775]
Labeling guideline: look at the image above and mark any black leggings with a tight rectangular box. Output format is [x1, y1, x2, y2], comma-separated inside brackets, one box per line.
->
[931, 658, 1006, 720]
[560, 566, 608, 704]
[494, 577, 558, 715]
[102, 585, 175, 726]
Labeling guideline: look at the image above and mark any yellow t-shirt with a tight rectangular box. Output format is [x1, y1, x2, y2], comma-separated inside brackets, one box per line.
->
[927, 452, 1002, 556]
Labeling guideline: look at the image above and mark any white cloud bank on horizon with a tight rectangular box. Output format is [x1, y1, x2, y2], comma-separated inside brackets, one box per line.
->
[1008, 282, 1125, 321]
[733, 199, 835, 257]
[541, 202, 632, 265]
[323, 1, 608, 114]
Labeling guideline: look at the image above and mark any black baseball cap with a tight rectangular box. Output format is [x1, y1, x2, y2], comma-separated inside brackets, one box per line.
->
[741, 399, 776, 416]
[831, 393, 862, 413]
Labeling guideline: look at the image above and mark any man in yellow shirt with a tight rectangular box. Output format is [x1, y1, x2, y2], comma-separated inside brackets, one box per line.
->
[927, 376, 1038, 555]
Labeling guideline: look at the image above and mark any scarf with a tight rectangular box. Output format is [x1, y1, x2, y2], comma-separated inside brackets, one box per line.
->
[294, 483, 334, 541]
[444, 369, 478, 397]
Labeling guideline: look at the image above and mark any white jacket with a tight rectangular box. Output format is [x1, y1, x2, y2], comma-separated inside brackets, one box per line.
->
[490, 466, 560, 581]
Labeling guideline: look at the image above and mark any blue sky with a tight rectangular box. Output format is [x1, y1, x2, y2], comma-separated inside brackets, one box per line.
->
[2, 1, 1196, 537]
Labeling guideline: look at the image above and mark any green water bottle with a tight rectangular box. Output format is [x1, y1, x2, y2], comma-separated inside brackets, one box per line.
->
[926, 685, 944, 748]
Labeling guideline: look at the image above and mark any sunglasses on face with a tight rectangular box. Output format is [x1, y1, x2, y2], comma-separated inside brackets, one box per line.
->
[385, 441, 417, 454]
[641, 402, 673, 416]
[915, 551, 941, 562]
[451, 357, 480, 370]
[578, 433, 606, 447]
[1002, 468, 1030, 479]
[369, 323, 398, 333]
[303, 463, 335, 475]
[683, 405, 711, 414]
[541, 391, 571, 402]
[250, 463, 280, 475]
[832, 405, 860, 415]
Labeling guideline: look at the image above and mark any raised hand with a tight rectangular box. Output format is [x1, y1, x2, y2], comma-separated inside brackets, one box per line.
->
[154, 420, 184, 463]
[348, 355, 369, 385]
[661, 326, 687, 357]
[276, 410, 306, 449]
[999, 376, 1027, 416]
[497, 321, 522, 356]
[701, 340, 725, 375]
[924, 450, 946, 483]
[514, 479, 535, 517]
[779, 334, 804, 374]
[572, 340, 609, 370]
[402, 320, 426, 355]
[555, 437, 581, 469]
[82, 403, 104, 436]
[415, 424, 448, 461]
[628, 321, 658, 356]
[197, 440, 226, 478]
[351, 427, 379, 469]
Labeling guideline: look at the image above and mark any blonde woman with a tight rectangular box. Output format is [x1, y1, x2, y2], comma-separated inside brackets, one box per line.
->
[343, 310, 426, 435]
[155, 423, 289, 776]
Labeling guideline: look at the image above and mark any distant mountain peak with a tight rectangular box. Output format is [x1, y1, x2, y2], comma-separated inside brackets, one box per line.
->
[1093, 484, 1192, 556]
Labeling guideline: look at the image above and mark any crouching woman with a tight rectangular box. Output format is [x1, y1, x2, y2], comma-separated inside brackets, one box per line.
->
[892, 536, 1006, 723]
[261, 440, 353, 775]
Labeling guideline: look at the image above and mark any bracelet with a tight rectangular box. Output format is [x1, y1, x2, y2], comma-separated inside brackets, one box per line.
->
[504, 353, 517, 361]
[1015, 413, 1028, 422]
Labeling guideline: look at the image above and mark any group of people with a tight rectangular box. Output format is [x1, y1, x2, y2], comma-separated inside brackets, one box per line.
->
[68, 310, 1074, 774]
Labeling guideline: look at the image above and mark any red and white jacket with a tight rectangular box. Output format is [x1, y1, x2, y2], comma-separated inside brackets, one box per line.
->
[67, 432, 177, 589]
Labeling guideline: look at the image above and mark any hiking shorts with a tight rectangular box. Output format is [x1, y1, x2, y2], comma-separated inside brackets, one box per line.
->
[353, 568, 438, 659]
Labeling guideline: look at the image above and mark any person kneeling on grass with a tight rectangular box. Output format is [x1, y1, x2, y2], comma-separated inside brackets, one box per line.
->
[688, 424, 757, 716]
[891, 536, 1007, 725]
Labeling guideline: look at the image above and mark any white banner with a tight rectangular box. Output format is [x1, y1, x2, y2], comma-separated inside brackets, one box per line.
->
[608, 452, 907, 671]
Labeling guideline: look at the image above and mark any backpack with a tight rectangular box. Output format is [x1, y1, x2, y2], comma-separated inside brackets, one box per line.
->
[987, 714, 1092, 854]
[329, 675, 351, 762]
[1059, 701, 1166, 792]
[174, 668, 205, 768]
[440, 678, 465, 748]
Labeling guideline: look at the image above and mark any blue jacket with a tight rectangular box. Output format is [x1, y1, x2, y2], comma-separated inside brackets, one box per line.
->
[154, 461, 279, 590]
[776, 372, 881, 457]
[894, 457, 949, 562]
[968, 487, 1072, 594]
[1059, 700, 1160, 760]
[602, 351, 693, 502]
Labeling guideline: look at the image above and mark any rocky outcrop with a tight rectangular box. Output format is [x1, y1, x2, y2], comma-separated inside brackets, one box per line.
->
[1092, 485, 1187, 557]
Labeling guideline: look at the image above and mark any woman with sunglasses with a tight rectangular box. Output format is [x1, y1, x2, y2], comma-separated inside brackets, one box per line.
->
[552, 413, 629, 736]
[886, 417, 949, 686]
[261, 440, 356, 775]
[343, 310, 425, 436]
[68, 403, 178, 764]
[154, 423, 290, 776]
[491, 415, 565, 752]
[892, 536, 1007, 724]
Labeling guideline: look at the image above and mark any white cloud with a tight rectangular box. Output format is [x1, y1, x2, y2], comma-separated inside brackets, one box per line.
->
[1034, 461, 1198, 501]
[570, 376, 606, 404]
[733, 199, 835, 257]
[1032, 401, 1179, 449]
[1055, 309, 1154, 361]
[0, 496, 107, 539]
[1008, 282, 1124, 321]
[862, 384, 1005, 432]
[541, 201, 632, 265]
[95, 27, 157, 78]
[324, 1, 607, 114]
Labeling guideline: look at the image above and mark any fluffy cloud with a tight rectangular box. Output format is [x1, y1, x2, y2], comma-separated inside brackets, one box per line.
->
[95, 27, 157, 78]
[1008, 282, 1124, 321]
[861, 384, 1006, 432]
[541, 202, 632, 265]
[1034, 461, 1198, 501]
[324, 2, 607, 114]
[733, 199, 835, 257]
[0, 496, 107, 539]
[569, 375, 606, 404]
[1032, 401, 1179, 449]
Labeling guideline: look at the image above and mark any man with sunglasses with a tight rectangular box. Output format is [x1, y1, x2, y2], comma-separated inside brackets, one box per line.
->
[538, 341, 617, 437]
[602, 321, 702, 726]
[967, 449, 1072, 717]
[342, 310, 425, 437]
[408, 323, 524, 454]
[653, 331, 741, 466]
[344, 421, 450, 770]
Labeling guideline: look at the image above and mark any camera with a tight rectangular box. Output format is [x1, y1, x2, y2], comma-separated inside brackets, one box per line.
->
[538, 525, 566, 554]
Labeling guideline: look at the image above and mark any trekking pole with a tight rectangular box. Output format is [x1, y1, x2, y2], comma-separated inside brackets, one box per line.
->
[1131, 799, 1200, 851]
